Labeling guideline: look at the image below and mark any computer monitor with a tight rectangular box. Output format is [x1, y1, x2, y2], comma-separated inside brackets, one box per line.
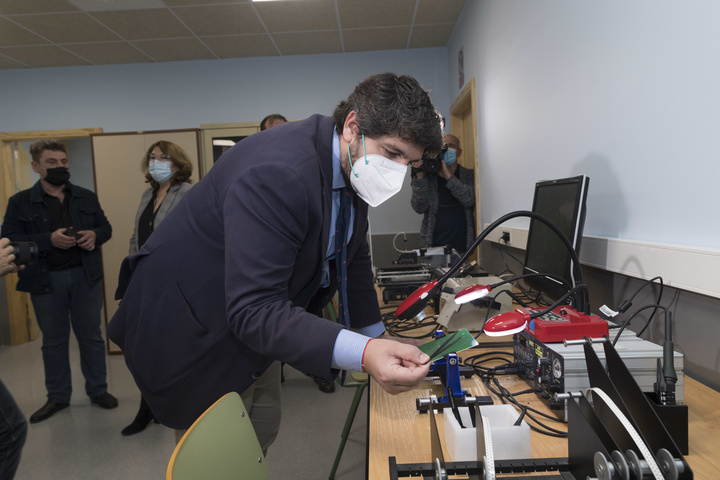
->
[522, 175, 589, 303]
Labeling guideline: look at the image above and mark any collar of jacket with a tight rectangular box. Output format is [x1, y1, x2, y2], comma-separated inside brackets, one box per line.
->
[30, 179, 75, 202]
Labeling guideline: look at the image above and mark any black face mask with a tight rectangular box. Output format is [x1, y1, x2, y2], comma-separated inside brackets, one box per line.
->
[44, 167, 70, 186]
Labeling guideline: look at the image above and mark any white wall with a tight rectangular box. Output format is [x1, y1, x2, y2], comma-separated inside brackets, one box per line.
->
[449, 0, 720, 249]
[451, 0, 720, 388]
[448, 0, 720, 298]
[0, 48, 450, 236]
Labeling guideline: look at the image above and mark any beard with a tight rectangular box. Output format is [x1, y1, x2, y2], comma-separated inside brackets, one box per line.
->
[341, 136, 364, 181]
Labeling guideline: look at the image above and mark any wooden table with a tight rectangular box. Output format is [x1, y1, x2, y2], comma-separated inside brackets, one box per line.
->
[367, 346, 720, 479]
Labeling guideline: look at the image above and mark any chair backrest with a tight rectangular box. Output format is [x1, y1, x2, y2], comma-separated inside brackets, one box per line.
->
[166, 392, 268, 480]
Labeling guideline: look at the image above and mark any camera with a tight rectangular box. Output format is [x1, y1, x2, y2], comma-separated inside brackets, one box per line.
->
[10, 242, 38, 266]
[420, 145, 448, 174]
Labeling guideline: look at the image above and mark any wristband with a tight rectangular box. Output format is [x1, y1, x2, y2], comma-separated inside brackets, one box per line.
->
[361, 338, 374, 373]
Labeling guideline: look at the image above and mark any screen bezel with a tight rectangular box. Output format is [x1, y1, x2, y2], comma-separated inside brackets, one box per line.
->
[522, 175, 589, 303]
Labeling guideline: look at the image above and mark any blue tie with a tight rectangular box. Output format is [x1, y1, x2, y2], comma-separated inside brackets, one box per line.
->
[335, 187, 352, 328]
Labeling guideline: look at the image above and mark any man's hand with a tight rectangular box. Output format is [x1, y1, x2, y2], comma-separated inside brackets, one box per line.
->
[0, 238, 23, 277]
[438, 161, 452, 180]
[413, 160, 425, 179]
[76, 230, 97, 251]
[51, 228, 77, 249]
[362, 338, 430, 395]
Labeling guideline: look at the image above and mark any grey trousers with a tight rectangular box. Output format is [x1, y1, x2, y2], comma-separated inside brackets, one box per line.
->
[174, 361, 282, 456]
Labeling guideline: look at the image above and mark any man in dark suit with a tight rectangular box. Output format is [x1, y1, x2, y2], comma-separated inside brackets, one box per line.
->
[107, 73, 443, 451]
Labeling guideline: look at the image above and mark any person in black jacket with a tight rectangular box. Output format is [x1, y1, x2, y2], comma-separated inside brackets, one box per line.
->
[411, 134, 476, 254]
[1, 140, 117, 424]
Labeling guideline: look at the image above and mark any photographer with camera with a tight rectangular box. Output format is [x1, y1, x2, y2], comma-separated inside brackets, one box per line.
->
[0, 238, 24, 276]
[1, 139, 117, 425]
[410, 134, 476, 254]
[0, 237, 27, 480]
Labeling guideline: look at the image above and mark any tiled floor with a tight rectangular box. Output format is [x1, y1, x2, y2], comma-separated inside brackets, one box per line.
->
[1, 334, 366, 479]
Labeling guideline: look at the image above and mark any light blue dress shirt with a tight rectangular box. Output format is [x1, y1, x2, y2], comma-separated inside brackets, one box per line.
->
[329, 132, 385, 371]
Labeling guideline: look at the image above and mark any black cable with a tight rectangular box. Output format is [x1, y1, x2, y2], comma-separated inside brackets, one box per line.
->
[610, 276, 663, 344]
[381, 312, 439, 339]
[461, 354, 568, 438]
[611, 277, 664, 345]
[499, 241, 525, 271]
[636, 289, 680, 339]
[481, 371, 567, 437]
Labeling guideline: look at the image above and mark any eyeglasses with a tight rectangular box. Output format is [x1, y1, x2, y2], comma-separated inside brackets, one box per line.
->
[149, 154, 172, 161]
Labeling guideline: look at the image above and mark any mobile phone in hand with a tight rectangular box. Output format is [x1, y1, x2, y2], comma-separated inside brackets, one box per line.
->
[63, 227, 81, 240]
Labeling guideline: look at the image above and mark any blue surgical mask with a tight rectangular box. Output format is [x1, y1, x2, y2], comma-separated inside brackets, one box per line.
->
[442, 148, 457, 166]
[148, 160, 173, 183]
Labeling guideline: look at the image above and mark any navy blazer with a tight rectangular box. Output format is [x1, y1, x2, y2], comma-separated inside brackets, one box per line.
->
[108, 115, 381, 428]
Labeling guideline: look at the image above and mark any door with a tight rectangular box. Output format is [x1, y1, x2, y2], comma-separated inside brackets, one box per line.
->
[449, 78, 479, 263]
[0, 128, 101, 346]
[200, 122, 259, 174]
[91, 129, 201, 353]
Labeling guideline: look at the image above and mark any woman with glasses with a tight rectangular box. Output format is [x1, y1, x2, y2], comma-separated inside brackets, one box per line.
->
[122, 140, 194, 435]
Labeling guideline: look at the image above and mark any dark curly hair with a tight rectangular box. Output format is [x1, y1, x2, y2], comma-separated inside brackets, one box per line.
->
[333, 73, 443, 156]
[29, 139, 66, 162]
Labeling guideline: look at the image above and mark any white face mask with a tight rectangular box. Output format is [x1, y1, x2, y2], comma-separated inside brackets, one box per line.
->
[347, 134, 408, 207]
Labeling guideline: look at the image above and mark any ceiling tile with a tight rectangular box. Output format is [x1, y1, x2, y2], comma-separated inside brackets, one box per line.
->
[89, 9, 192, 40]
[0, 53, 27, 69]
[202, 34, 278, 59]
[255, 0, 337, 33]
[66, 0, 165, 12]
[163, 0, 244, 5]
[337, 0, 415, 29]
[0, 0, 463, 69]
[133, 38, 217, 62]
[0, 45, 90, 68]
[11, 12, 121, 43]
[0, 0, 78, 15]
[273, 31, 341, 56]
[409, 24, 454, 48]
[343, 27, 410, 53]
[173, 4, 265, 37]
[415, 0, 466, 25]
[62, 41, 152, 64]
[0, 18, 50, 46]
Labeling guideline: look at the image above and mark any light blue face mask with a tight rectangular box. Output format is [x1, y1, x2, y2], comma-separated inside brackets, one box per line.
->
[442, 148, 457, 166]
[148, 159, 173, 183]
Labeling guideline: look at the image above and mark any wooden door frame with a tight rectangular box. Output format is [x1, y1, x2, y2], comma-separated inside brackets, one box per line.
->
[199, 122, 259, 174]
[449, 78, 479, 261]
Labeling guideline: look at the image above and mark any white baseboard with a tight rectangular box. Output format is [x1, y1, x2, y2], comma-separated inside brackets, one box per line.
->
[484, 224, 720, 299]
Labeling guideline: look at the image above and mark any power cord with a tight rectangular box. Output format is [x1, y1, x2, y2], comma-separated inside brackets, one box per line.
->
[600, 276, 664, 346]
[463, 350, 568, 438]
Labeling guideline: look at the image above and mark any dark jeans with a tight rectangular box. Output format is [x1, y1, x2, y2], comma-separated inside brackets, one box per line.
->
[0, 380, 26, 480]
[31, 266, 107, 403]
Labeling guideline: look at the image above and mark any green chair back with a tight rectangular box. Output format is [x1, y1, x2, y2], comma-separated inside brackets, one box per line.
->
[167, 392, 268, 480]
